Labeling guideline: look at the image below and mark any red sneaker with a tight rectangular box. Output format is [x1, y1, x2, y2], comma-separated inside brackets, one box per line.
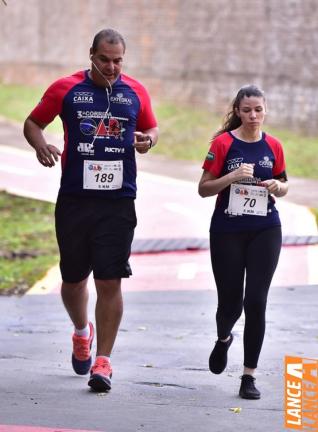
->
[88, 357, 113, 392]
[71, 322, 94, 375]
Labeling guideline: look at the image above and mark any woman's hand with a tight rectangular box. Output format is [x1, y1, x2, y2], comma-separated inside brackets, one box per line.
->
[262, 179, 282, 196]
[231, 163, 254, 182]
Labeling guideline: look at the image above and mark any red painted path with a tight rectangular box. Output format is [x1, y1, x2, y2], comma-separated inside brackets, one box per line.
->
[0, 427, 102, 432]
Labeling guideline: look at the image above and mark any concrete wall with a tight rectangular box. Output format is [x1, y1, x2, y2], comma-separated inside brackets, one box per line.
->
[0, 0, 317, 132]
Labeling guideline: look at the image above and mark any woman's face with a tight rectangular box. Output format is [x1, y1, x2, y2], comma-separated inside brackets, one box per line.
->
[236, 96, 266, 129]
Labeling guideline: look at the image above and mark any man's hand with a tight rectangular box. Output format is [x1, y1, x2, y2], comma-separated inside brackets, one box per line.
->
[24, 117, 61, 167]
[133, 132, 152, 154]
[36, 144, 61, 167]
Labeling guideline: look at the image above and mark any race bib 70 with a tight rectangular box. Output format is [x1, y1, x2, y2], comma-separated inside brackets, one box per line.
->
[228, 183, 268, 216]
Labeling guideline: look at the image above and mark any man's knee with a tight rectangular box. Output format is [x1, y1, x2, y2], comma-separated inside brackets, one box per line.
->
[62, 278, 88, 292]
[95, 278, 121, 294]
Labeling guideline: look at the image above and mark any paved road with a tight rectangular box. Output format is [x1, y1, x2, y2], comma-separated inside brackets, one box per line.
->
[1, 116, 318, 208]
[1, 286, 318, 432]
[1, 123, 318, 289]
[1, 141, 318, 290]
[0, 117, 318, 432]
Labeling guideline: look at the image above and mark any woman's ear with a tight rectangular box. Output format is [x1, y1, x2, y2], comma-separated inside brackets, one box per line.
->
[235, 107, 240, 118]
[264, 103, 268, 115]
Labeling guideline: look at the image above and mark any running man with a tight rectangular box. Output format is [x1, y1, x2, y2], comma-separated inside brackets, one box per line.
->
[24, 28, 159, 392]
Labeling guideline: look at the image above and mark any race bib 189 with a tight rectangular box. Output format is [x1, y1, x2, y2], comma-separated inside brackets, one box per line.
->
[228, 183, 268, 217]
[83, 160, 123, 190]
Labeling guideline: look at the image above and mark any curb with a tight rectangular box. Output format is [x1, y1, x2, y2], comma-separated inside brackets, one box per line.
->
[28, 264, 60, 295]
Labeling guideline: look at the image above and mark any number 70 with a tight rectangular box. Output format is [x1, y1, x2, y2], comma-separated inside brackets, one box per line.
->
[243, 197, 256, 208]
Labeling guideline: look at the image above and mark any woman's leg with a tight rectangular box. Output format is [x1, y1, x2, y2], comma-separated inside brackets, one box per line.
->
[208, 231, 248, 374]
[210, 231, 247, 339]
[243, 226, 282, 369]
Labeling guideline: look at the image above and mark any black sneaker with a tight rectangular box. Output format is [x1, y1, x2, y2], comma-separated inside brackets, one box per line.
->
[239, 374, 261, 399]
[209, 333, 233, 374]
[88, 357, 112, 392]
[72, 322, 94, 375]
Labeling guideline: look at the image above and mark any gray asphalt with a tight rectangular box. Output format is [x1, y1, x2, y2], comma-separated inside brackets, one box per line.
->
[0, 117, 317, 432]
[1, 287, 318, 431]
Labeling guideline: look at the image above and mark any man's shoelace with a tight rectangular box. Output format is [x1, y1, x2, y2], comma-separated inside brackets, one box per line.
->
[73, 336, 91, 360]
[91, 359, 112, 376]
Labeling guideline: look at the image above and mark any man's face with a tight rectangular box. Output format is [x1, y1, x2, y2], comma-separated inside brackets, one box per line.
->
[90, 40, 124, 86]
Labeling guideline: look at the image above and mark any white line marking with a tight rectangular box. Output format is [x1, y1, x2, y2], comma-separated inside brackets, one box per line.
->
[178, 263, 197, 280]
[164, 202, 195, 217]
[308, 244, 318, 285]
[4, 187, 57, 203]
[0, 144, 35, 158]
[0, 163, 35, 176]
[138, 170, 196, 187]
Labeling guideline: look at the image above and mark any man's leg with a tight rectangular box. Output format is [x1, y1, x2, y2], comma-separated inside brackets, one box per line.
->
[94, 278, 123, 356]
[88, 198, 136, 391]
[61, 278, 89, 330]
[87, 278, 123, 392]
[61, 278, 94, 375]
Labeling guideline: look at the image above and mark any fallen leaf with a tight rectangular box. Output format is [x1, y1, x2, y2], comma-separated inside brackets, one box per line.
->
[229, 407, 242, 413]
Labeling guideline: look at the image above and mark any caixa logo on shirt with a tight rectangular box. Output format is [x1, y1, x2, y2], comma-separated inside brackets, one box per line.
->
[73, 92, 94, 104]
[227, 157, 243, 171]
[77, 143, 94, 155]
[259, 156, 273, 169]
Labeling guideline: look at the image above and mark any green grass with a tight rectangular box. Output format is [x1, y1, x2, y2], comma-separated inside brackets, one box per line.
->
[1, 82, 318, 178]
[152, 102, 318, 179]
[151, 102, 220, 161]
[0, 83, 41, 123]
[311, 208, 318, 226]
[263, 126, 318, 179]
[0, 83, 62, 133]
[0, 191, 58, 294]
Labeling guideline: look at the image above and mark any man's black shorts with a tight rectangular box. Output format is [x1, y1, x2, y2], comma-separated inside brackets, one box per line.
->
[55, 194, 137, 283]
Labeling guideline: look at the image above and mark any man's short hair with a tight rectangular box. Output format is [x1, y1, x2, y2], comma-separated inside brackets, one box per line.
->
[91, 29, 126, 53]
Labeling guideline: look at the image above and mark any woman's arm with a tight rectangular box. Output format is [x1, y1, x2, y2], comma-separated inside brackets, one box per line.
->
[198, 163, 255, 198]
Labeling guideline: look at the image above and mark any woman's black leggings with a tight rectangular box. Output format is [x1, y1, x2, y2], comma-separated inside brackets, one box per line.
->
[210, 226, 282, 369]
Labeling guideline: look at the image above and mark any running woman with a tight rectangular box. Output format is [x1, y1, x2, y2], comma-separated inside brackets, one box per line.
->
[24, 28, 159, 392]
[198, 85, 288, 399]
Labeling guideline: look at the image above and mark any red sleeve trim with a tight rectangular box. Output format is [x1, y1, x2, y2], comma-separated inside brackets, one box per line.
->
[29, 71, 86, 125]
[264, 133, 286, 177]
[202, 132, 233, 177]
[121, 74, 157, 130]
